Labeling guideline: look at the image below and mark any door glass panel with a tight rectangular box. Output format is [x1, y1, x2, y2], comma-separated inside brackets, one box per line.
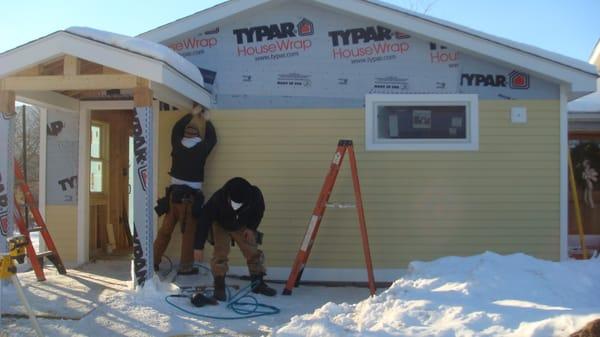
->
[90, 160, 103, 192]
[91, 125, 101, 159]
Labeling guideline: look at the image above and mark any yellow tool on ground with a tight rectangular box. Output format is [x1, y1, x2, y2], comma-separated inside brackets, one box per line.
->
[0, 235, 44, 337]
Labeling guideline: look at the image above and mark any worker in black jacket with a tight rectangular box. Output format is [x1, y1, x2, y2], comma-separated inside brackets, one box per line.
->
[194, 177, 276, 301]
[154, 104, 216, 275]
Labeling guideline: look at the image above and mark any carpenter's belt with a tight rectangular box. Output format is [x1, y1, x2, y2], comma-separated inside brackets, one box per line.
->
[170, 184, 197, 204]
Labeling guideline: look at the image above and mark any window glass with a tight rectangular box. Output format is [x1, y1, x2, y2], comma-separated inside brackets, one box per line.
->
[90, 160, 103, 193]
[377, 105, 467, 140]
[91, 125, 101, 159]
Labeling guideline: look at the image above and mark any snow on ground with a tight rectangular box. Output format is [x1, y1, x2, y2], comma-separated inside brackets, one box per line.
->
[2, 252, 599, 337]
[273, 252, 600, 337]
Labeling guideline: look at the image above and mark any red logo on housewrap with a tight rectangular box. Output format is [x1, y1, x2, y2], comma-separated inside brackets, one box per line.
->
[509, 71, 530, 89]
[0, 171, 8, 236]
[137, 166, 148, 192]
[297, 19, 314, 37]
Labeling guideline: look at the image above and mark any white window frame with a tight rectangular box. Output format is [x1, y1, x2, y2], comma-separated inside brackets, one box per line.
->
[365, 94, 479, 151]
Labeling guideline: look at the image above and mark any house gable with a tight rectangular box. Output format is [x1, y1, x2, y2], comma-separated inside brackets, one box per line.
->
[145, 1, 563, 109]
[139, 0, 597, 104]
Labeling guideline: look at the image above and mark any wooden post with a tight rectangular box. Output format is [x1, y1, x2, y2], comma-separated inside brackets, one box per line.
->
[0, 90, 16, 254]
[131, 79, 155, 288]
[63, 56, 80, 76]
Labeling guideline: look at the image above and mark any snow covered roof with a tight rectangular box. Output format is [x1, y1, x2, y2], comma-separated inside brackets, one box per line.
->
[66, 27, 204, 86]
[138, 0, 598, 100]
[0, 28, 212, 110]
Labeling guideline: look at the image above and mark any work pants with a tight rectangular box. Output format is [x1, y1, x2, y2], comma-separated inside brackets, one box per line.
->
[211, 224, 266, 277]
[153, 198, 197, 271]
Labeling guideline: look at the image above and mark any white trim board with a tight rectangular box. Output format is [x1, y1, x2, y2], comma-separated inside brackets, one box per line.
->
[560, 85, 568, 261]
[365, 94, 479, 151]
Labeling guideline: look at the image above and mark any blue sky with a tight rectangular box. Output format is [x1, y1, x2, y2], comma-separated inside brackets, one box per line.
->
[0, 0, 598, 62]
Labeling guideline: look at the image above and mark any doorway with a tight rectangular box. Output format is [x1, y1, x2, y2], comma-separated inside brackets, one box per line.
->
[89, 110, 134, 260]
[568, 131, 600, 257]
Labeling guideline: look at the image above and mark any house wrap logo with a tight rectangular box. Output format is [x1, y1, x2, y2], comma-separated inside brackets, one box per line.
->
[461, 70, 530, 89]
[233, 19, 314, 44]
[132, 114, 148, 192]
[0, 171, 8, 236]
[328, 25, 410, 61]
[233, 19, 314, 58]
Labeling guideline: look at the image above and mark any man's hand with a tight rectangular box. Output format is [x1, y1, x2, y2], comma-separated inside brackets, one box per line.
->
[191, 104, 203, 116]
[243, 229, 255, 243]
[194, 249, 204, 262]
[201, 109, 211, 121]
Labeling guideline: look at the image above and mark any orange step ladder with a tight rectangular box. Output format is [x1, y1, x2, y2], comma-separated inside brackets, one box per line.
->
[13, 161, 67, 281]
[282, 140, 376, 296]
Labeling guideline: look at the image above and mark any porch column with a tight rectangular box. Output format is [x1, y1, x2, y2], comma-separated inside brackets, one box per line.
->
[0, 90, 16, 254]
[132, 80, 155, 288]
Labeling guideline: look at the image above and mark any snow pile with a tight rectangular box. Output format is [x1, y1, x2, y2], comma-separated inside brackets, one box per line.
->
[65, 27, 204, 85]
[272, 252, 600, 337]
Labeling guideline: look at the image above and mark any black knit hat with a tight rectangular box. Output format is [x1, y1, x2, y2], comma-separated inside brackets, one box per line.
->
[227, 177, 252, 203]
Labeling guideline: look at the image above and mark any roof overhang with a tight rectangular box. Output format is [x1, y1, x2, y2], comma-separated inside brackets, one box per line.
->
[0, 31, 212, 110]
[139, 0, 598, 101]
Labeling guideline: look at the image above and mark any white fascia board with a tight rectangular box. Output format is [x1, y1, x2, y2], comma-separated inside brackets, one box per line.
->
[0, 34, 64, 78]
[160, 67, 212, 108]
[314, 0, 597, 97]
[151, 82, 193, 111]
[16, 91, 80, 112]
[138, 0, 273, 42]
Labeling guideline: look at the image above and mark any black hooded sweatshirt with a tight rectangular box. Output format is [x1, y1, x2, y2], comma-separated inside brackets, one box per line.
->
[194, 180, 265, 249]
[169, 114, 216, 183]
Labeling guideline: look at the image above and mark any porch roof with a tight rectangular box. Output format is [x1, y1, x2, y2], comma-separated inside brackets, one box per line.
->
[0, 27, 212, 111]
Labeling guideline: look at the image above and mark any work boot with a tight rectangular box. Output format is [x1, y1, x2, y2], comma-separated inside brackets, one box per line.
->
[250, 274, 277, 297]
[213, 276, 227, 302]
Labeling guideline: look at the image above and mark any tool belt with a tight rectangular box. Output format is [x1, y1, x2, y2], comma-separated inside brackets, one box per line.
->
[154, 185, 205, 219]
[170, 184, 197, 204]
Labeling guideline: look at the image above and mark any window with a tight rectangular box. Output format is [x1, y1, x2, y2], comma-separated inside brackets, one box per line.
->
[365, 94, 479, 151]
[90, 122, 108, 193]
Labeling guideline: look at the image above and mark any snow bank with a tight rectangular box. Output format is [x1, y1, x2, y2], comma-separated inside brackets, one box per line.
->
[272, 252, 600, 337]
[65, 27, 204, 85]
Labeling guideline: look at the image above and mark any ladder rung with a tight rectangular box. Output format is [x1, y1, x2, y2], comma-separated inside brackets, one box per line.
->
[36, 251, 54, 258]
[326, 202, 356, 209]
[28, 226, 45, 232]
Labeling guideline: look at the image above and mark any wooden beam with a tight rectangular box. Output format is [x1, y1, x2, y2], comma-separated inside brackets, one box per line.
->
[0, 90, 16, 115]
[1, 74, 138, 91]
[102, 66, 125, 75]
[15, 65, 42, 76]
[134, 78, 153, 107]
[63, 55, 80, 76]
[16, 91, 79, 112]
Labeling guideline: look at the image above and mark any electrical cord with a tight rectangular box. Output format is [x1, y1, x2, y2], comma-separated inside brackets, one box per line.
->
[162, 256, 281, 319]
[165, 281, 280, 319]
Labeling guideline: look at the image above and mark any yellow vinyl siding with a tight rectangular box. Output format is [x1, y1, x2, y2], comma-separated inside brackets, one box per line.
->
[45, 205, 78, 262]
[157, 100, 560, 269]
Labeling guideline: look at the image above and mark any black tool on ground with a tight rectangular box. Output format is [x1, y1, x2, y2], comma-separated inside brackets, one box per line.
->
[190, 292, 218, 307]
